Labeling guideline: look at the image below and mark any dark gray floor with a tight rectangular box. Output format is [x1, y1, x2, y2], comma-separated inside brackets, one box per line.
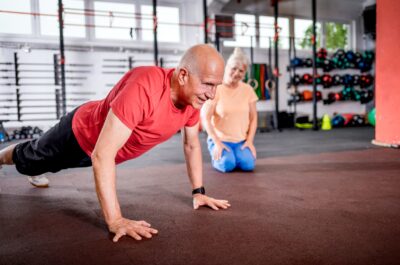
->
[0, 127, 376, 175]
[2, 126, 400, 265]
[117, 126, 376, 169]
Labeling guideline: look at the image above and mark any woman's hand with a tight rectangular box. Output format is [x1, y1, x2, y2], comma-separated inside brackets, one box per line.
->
[213, 141, 230, 160]
[241, 141, 257, 159]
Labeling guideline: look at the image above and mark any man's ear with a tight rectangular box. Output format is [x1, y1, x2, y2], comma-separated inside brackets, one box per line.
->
[178, 68, 189, 85]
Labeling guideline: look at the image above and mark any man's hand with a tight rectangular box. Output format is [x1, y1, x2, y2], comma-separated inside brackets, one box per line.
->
[241, 141, 257, 159]
[213, 141, 230, 161]
[108, 217, 158, 242]
[193, 194, 231, 210]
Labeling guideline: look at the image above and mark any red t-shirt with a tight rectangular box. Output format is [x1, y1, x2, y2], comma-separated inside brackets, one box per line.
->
[72, 66, 199, 164]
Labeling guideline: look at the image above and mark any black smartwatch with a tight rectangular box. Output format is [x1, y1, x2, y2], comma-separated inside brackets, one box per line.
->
[192, 186, 205, 195]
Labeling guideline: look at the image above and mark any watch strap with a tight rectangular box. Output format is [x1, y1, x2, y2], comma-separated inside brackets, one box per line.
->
[192, 186, 205, 195]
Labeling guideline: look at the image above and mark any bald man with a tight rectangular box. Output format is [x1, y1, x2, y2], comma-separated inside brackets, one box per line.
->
[0, 44, 230, 242]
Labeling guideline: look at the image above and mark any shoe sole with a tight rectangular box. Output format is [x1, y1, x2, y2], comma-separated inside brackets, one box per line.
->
[28, 177, 50, 188]
[29, 182, 49, 188]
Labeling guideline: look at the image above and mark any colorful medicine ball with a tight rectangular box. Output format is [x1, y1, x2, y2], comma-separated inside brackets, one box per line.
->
[292, 74, 301, 86]
[332, 75, 343, 86]
[317, 48, 328, 59]
[301, 73, 313, 84]
[321, 74, 333, 88]
[291, 57, 303, 67]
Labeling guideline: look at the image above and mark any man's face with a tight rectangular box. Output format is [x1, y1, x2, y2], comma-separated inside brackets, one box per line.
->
[179, 65, 224, 110]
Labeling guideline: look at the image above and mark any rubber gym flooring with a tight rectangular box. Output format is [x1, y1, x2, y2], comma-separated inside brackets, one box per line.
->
[1, 127, 399, 265]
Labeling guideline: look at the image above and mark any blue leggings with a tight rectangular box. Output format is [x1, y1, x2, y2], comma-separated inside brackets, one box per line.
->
[207, 138, 256, 173]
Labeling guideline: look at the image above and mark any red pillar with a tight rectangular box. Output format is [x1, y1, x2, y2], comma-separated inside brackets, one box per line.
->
[375, 0, 400, 145]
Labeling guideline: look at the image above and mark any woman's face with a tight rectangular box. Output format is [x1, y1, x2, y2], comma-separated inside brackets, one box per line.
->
[225, 61, 247, 85]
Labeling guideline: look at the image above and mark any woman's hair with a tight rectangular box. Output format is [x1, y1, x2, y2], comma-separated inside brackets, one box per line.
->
[226, 47, 250, 68]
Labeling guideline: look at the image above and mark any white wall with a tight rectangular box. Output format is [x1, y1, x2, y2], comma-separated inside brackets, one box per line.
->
[0, 0, 372, 128]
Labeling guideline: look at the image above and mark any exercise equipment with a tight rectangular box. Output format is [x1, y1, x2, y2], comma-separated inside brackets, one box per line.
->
[301, 90, 313, 101]
[363, 51, 375, 64]
[360, 89, 374, 104]
[321, 114, 332, 130]
[331, 56, 344, 69]
[322, 59, 333, 72]
[317, 48, 327, 59]
[342, 74, 354, 86]
[324, 92, 343, 104]
[0, 120, 9, 143]
[357, 59, 372, 72]
[341, 113, 354, 126]
[314, 74, 322, 85]
[304, 58, 313, 68]
[315, 90, 322, 100]
[301, 73, 313, 85]
[331, 114, 345, 127]
[351, 115, 365, 126]
[7, 126, 44, 141]
[352, 74, 361, 86]
[332, 74, 343, 86]
[360, 74, 374, 88]
[342, 87, 355, 100]
[292, 74, 301, 86]
[246, 64, 271, 100]
[345, 51, 356, 63]
[334, 49, 346, 59]
[290, 57, 303, 68]
[368, 108, 376, 126]
[321, 74, 333, 88]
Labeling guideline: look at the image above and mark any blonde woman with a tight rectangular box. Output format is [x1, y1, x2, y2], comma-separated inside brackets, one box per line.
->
[201, 48, 258, 172]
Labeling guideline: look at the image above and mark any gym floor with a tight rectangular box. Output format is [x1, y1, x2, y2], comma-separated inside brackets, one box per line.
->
[1, 127, 399, 265]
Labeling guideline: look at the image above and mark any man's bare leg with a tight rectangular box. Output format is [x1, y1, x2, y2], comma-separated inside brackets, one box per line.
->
[0, 143, 17, 166]
[0, 143, 49, 187]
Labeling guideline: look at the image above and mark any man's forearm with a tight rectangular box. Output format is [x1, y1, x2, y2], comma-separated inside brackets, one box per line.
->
[92, 155, 122, 225]
[183, 142, 203, 189]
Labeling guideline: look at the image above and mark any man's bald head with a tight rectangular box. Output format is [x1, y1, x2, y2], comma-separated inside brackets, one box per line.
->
[170, 44, 225, 110]
[177, 44, 224, 76]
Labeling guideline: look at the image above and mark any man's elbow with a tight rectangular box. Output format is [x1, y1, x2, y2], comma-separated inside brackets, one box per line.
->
[91, 150, 113, 166]
[184, 141, 201, 152]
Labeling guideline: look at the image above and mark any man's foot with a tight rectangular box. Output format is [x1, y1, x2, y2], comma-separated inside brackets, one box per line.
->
[28, 175, 50, 188]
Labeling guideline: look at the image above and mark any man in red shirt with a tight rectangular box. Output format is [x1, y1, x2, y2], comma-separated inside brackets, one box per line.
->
[0, 44, 230, 242]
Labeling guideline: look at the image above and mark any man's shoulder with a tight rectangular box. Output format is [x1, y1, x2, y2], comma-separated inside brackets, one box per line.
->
[126, 66, 172, 94]
[129, 66, 171, 82]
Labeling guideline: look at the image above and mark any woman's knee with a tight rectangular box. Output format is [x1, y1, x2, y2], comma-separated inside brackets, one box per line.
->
[236, 148, 255, 171]
[212, 152, 236, 172]
[238, 157, 255, 171]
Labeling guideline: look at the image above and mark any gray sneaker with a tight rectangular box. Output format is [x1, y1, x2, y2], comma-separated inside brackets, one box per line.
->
[28, 175, 50, 188]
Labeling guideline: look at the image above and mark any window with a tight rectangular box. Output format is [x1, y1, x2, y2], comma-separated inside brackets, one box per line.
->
[141, 5, 180, 43]
[325, 22, 350, 50]
[0, 0, 32, 35]
[94, 2, 136, 40]
[294, 19, 322, 50]
[259, 16, 290, 49]
[224, 14, 256, 48]
[39, 0, 85, 38]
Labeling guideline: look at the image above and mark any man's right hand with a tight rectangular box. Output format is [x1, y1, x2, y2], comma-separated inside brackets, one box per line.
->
[213, 141, 230, 161]
[108, 217, 158, 242]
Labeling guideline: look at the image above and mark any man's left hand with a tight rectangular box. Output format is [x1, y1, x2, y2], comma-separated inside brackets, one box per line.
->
[193, 194, 231, 210]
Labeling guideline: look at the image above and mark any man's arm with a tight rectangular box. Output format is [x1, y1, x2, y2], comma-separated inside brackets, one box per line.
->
[181, 122, 231, 210]
[92, 109, 158, 242]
